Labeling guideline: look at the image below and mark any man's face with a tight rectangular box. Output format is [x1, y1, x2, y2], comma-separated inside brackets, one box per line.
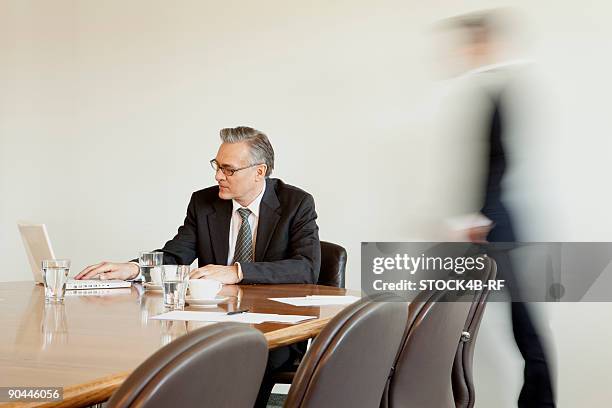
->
[214, 142, 264, 201]
[433, 29, 494, 78]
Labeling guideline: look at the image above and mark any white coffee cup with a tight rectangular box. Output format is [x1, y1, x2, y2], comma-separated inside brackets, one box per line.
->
[150, 267, 163, 285]
[189, 279, 222, 300]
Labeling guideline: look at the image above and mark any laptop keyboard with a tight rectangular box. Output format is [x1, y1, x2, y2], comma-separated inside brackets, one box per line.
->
[66, 279, 131, 290]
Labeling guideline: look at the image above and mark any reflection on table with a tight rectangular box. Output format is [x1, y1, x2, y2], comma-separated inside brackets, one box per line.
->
[0, 281, 354, 407]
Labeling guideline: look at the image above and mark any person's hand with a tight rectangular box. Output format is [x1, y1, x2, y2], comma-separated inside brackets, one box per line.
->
[75, 262, 139, 281]
[446, 213, 492, 243]
[189, 264, 240, 284]
[465, 225, 491, 243]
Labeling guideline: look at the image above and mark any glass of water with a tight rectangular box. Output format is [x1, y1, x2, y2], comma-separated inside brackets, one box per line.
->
[41, 259, 70, 303]
[139, 252, 164, 284]
[162, 265, 190, 309]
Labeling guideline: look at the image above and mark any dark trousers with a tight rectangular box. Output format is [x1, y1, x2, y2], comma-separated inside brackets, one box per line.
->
[511, 301, 556, 408]
[254, 344, 304, 408]
[486, 219, 556, 408]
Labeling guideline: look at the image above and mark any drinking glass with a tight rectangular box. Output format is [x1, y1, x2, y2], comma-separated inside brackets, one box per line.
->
[139, 252, 163, 284]
[41, 259, 70, 303]
[162, 265, 190, 309]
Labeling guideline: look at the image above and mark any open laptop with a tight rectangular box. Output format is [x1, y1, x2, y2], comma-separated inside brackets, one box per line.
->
[18, 223, 131, 290]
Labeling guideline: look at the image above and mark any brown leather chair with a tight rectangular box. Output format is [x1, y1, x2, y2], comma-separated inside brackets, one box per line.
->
[284, 293, 409, 408]
[106, 322, 268, 408]
[380, 257, 497, 408]
[317, 241, 347, 288]
[452, 256, 497, 408]
[270, 241, 347, 386]
[380, 289, 470, 408]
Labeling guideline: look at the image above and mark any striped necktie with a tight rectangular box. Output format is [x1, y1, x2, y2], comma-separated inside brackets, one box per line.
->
[234, 208, 254, 263]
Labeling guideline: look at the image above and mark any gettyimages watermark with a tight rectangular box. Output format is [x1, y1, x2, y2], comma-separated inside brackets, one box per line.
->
[361, 242, 612, 302]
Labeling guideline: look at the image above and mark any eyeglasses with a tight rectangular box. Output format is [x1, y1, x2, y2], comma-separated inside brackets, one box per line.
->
[210, 159, 264, 177]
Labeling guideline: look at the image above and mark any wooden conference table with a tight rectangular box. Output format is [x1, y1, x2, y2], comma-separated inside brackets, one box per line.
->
[0, 281, 355, 408]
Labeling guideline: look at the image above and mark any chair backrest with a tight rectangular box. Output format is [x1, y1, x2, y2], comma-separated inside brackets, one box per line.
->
[381, 289, 471, 408]
[106, 323, 268, 408]
[284, 293, 408, 408]
[452, 256, 497, 408]
[317, 241, 347, 288]
[381, 256, 497, 408]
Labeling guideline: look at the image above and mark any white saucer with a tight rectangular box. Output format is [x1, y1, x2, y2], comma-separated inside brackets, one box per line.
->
[186, 295, 229, 307]
[143, 282, 163, 291]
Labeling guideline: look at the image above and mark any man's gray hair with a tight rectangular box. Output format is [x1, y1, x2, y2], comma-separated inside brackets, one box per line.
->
[219, 126, 274, 176]
[435, 8, 519, 45]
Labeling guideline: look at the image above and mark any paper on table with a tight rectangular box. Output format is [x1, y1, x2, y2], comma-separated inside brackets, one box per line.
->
[152, 311, 264, 324]
[151, 311, 317, 324]
[307, 295, 359, 300]
[269, 295, 361, 306]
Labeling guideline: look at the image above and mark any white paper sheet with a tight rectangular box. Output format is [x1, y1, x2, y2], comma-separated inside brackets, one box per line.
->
[268, 295, 361, 306]
[151, 311, 317, 324]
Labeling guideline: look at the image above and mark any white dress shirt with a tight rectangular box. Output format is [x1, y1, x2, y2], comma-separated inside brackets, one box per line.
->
[227, 180, 266, 277]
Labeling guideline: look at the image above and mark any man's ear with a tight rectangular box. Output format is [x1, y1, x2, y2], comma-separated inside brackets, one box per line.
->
[255, 164, 267, 181]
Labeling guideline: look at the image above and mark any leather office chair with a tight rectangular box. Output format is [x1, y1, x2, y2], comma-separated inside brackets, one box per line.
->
[380, 289, 471, 408]
[284, 293, 408, 408]
[452, 256, 497, 408]
[106, 323, 268, 408]
[380, 257, 497, 408]
[271, 241, 347, 386]
[317, 241, 347, 288]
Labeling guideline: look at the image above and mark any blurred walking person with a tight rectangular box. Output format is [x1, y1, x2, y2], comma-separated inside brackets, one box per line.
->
[435, 10, 556, 408]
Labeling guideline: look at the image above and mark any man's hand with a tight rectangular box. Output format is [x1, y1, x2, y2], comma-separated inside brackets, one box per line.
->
[189, 264, 240, 284]
[465, 225, 492, 243]
[446, 213, 493, 243]
[75, 262, 139, 281]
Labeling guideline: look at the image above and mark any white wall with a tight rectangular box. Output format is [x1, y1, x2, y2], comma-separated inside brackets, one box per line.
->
[2, 1, 612, 406]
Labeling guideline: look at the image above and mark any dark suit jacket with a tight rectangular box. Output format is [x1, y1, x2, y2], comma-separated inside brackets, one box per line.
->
[158, 178, 321, 284]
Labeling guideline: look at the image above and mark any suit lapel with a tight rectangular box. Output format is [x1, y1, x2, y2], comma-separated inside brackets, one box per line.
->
[209, 198, 232, 265]
[255, 180, 281, 262]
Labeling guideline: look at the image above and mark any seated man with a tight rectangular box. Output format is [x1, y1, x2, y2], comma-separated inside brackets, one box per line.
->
[76, 126, 321, 407]
[76, 126, 320, 284]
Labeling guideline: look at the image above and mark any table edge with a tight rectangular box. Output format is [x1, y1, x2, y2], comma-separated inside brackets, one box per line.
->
[2, 316, 332, 408]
